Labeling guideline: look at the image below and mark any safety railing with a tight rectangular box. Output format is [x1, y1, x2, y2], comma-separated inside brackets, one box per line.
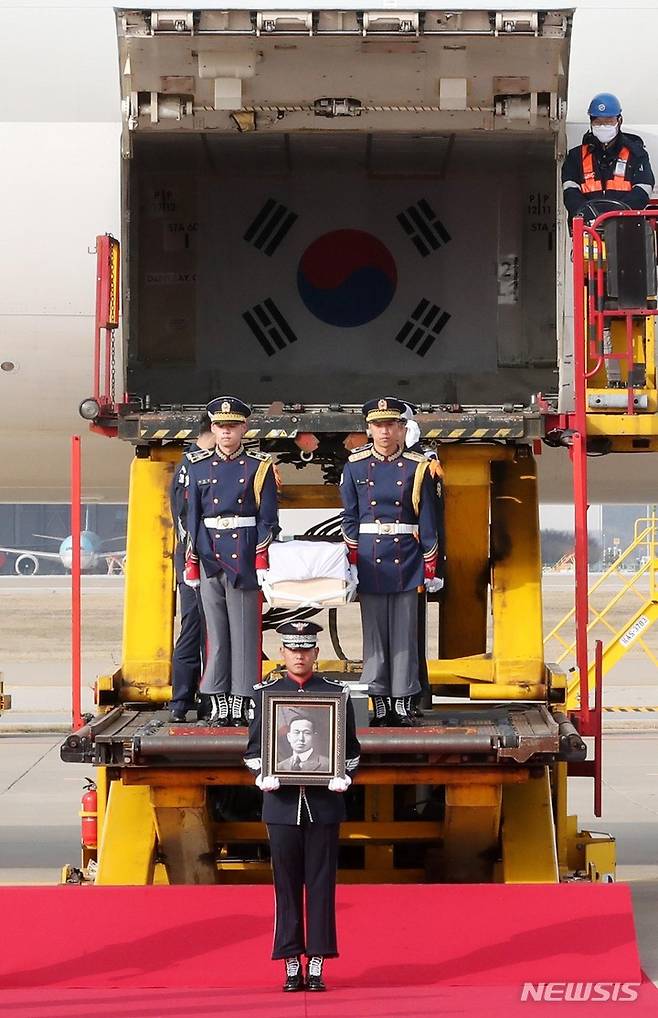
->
[544, 515, 658, 675]
[573, 209, 658, 419]
[569, 210, 658, 733]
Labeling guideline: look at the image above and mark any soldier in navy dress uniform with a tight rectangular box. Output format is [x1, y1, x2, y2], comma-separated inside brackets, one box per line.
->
[184, 397, 279, 726]
[168, 414, 216, 722]
[244, 621, 361, 993]
[340, 397, 440, 727]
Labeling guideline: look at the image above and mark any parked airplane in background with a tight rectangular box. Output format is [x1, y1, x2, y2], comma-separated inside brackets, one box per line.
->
[0, 523, 126, 576]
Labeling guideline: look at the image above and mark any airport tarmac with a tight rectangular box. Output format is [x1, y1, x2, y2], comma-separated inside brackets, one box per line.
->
[2, 573, 657, 730]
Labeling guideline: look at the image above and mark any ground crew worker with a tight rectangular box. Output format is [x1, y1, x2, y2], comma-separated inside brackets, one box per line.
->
[184, 396, 279, 727]
[562, 93, 654, 224]
[168, 414, 215, 722]
[340, 397, 440, 727]
[244, 621, 360, 992]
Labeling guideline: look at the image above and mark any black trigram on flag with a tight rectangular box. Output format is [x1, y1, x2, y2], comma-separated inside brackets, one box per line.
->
[397, 199, 451, 257]
[243, 299, 298, 356]
[395, 299, 451, 357]
[243, 199, 298, 256]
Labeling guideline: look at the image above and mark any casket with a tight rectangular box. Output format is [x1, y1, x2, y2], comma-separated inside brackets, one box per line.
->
[262, 540, 356, 608]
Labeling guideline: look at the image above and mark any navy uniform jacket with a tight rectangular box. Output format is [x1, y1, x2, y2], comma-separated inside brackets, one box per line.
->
[340, 444, 438, 594]
[170, 446, 199, 583]
[185, 444, 279, 590]
[244, 672, 361, 825]
[562, 130, 654, 220]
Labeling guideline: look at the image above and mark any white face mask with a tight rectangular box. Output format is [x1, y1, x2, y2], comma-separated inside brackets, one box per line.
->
[592, 124, 619, 145]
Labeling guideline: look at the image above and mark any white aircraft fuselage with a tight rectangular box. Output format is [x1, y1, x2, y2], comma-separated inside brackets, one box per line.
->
[2, 1, 657, 503]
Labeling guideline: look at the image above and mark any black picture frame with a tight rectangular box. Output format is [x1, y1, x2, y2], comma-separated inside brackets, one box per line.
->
[260, 688, 348, 785]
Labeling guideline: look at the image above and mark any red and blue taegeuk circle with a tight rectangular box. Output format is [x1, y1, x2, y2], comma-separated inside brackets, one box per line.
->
[297, 229, 397, 328]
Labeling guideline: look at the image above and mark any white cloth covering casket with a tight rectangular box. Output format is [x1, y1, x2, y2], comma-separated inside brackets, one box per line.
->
[262, 540, 356, 608]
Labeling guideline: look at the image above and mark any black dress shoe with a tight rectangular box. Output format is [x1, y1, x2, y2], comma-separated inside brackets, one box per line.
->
[208, 714, 230, 728]
[283, 972, 304, 992]
[389, 712, 414, 727]
[169, 709, 187, 723]
[305, 974, 326, 992]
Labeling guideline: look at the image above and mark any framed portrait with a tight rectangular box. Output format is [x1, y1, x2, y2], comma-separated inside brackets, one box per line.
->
[261, 688, 348, 785]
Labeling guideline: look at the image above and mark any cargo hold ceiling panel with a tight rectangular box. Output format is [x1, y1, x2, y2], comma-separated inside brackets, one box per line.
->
[117, 8, 571, 138]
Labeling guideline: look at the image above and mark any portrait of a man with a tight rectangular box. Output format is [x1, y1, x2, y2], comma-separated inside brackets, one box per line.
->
[260, 682, 347, 786]
[276, 711, 331, 774]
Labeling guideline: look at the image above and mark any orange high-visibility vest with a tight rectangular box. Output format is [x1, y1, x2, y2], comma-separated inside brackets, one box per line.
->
[581, 144, 633, 193]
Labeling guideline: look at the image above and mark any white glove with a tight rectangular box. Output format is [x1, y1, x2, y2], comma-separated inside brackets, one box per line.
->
[255, 774, 280, 792]
[328, 775, 352, 793]
[405, 419, 421, 449]
[256, 569, 268, 588]
[424, 576, 444, 594]
[348, 564, 359, 588]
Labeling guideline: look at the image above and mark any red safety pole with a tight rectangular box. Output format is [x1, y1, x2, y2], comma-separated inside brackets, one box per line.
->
[571, 217, 592, 734]
[71, 435, 83, 731]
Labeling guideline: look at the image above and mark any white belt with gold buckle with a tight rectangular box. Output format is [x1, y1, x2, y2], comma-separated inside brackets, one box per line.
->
[359, 523, 418, 536]
[204, 516, 256, 530]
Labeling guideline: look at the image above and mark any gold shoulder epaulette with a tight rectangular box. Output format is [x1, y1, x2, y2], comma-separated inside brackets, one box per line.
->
[187, 448, 213, 463]
[247, 449, 272, 463]
[348, 445, 373, 462]
[402, 450, 425, 462]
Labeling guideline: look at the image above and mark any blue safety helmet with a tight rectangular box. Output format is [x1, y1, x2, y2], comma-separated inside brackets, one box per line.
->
[588, 93, 622, 119]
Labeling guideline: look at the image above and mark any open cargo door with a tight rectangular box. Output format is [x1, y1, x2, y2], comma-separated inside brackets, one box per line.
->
[117, 8, 572, 406]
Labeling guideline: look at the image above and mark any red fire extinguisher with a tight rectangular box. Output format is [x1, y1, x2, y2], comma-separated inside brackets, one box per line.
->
[80, 779, 97, 849]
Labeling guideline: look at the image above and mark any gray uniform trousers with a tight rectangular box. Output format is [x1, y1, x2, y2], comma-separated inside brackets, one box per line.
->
[359, 589, 421, 698]
[199, 563, 260, 697]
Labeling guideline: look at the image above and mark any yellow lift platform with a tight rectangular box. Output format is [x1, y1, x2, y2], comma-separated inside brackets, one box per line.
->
[62, 434, 612, 888]
[65, 213, 658, 888]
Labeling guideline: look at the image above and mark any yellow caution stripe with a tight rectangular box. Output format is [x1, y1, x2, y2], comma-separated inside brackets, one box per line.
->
[603, 706, 658, 712]
[424, 426, 517, 439]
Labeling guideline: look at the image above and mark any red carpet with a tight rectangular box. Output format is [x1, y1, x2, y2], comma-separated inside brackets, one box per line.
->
[1, 983, 658, 1018]
[0, 883, 653, 1016]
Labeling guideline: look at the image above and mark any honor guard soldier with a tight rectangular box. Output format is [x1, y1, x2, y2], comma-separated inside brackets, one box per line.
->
[168, 414, 215, 722]
[340, 397, 440, 727]
[184, 396, 279, 727]
[244, 621, 360, 993]
[562, 93, 654, 225]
